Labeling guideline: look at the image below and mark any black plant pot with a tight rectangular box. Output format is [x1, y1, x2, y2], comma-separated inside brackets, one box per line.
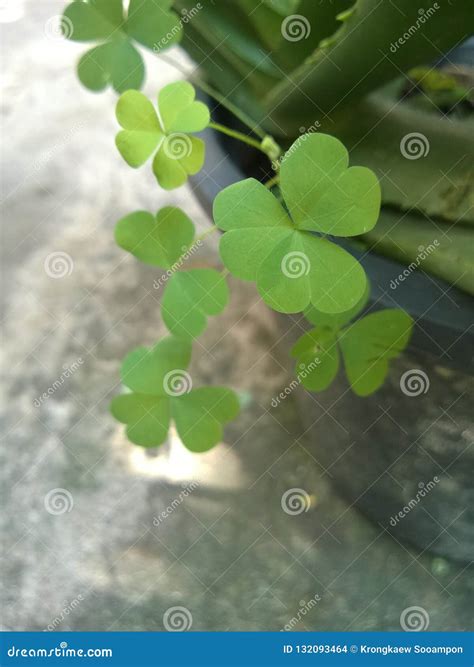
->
[191, 115, 474, 564]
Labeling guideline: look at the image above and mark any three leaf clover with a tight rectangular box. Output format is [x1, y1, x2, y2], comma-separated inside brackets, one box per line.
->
[115, 205, 228, 338]
[291, 291, 413, 396]
[115, 206, 195, 266]
[63, 0, 183, 93]
[111, 337, 240, 450]
[214, 133, 381, 314]
[115, 82, 210, 189]
[162, 270, 229, 340]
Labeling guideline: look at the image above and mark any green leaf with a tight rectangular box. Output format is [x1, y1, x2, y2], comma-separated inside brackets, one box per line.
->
[291, 327, 340, 392]
[338, 310, 413, 396]
[115, 207, 195, 267]
[115, 84, 209, 189]
[158, 81, 210, 133]
[121, 337, 192, 395]
[304, 282, 370, 329]
[111, 393, 171, 447]
[172, 387, 240, 452]
[115, 90, 163, 167]
[214, 166, 369, 314]
[63, 0, 183, 92]
[152, 135, 205, 190]
[126, 0, 183, 51]
[64, 0, 122, 42]
[78, 40, 145, 94]
[162, 269, 229, 339]
[111, 337, 239, 450]
[280, 134, 381, 236]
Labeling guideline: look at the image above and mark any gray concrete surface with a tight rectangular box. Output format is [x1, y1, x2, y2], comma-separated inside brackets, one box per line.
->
[1, 0, 472, 632]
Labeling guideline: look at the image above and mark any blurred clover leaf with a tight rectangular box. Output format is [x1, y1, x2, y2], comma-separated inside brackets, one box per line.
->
[115, 83, 210, 189]
[162, 269, 229, 340]
[63, 0, 183, 93]
[214, 133, 381, 314]
[291, 290, 413, 395]
[115, 206, 195, 266]
[111, 337, 239, 450]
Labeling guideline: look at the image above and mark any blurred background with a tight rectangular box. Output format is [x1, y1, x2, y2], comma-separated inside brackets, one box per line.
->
[1, 0, 473, 632]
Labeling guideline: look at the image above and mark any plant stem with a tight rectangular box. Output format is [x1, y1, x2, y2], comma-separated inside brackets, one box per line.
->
[208, 121, 265, 153]
[156, 52, 266, 139]
[264, 174, 280, 189]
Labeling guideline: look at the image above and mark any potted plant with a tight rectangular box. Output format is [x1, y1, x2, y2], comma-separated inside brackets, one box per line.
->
[61, 0, 473, 562]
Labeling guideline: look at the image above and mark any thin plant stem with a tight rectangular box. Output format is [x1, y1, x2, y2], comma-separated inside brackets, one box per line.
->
[264, 174, 280, 189]
[208, 121, 264, 153]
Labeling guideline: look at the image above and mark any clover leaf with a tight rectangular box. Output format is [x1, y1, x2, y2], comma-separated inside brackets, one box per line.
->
[291, 294, 413, 395]
[115, 83, 210, 189]
[162, 269, 229, 340]
[214, 134, 381, 314]
[110, 336, 240, 450]
[115, 206, 195, 267]
[63, 0, 183, 93]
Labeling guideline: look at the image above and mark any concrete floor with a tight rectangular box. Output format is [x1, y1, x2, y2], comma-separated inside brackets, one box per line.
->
[1, 0, 472, 632]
